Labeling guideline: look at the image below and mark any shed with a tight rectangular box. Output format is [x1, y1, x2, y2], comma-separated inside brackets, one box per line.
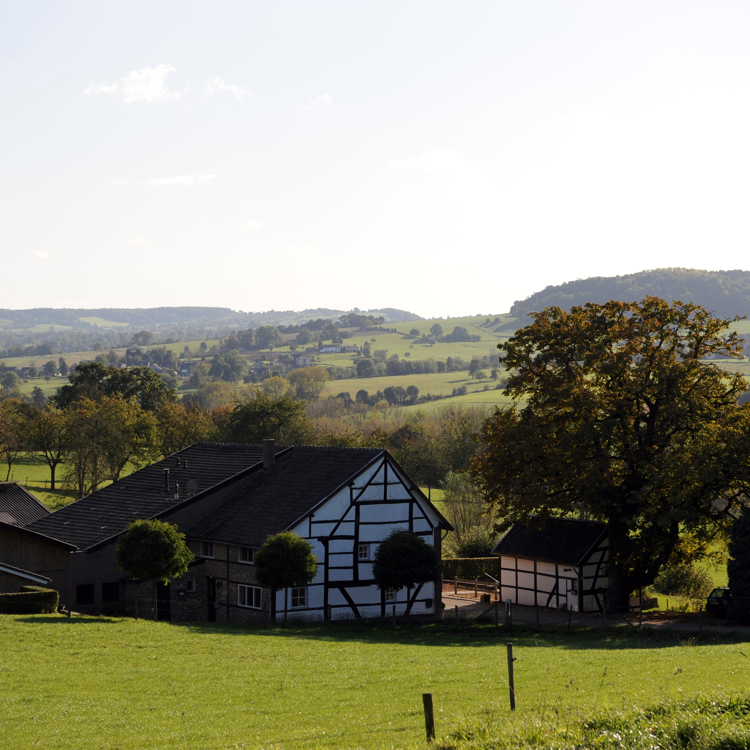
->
[491, 518, 608, 612]
[0, 482, 51, 527]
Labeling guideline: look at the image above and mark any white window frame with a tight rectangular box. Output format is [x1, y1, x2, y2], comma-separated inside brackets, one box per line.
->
[238, 547, 254, 564]
[238, 584, 262, 610]
[357, 543, 370, 561]
[201, 541, 214, 558]
[385, 586, 395, 602]
[185, 579, 196, 593]
[291, 587, 307, 608]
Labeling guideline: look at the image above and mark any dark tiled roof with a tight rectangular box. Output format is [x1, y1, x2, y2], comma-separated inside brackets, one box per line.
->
[186, 446, 386, 547]
[25, 443, 268, 551]
[491, 518, 607, 567]
[0, 482, 50, 526]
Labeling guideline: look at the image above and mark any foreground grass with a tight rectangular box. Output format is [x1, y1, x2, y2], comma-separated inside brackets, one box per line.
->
[438, 694, 750, 749]
[1, 617, 749, 749]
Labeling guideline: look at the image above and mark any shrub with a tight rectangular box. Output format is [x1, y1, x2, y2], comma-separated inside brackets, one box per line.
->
[372, 530, 439, 593]
[652, 561, 713, 600]
[444, 527, 498, 558]
[0, 586, 59, 614]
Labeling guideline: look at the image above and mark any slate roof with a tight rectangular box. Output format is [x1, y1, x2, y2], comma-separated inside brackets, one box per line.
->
[491, 518, 607, 567]
[0, 482, 50, 527]
[25, 443, 269, 551]
[186, 446, 388, 547]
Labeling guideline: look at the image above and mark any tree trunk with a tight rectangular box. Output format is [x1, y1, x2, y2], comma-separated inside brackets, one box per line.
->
[606, 519, 634, 614]
[284, 588, 288, 623]
[50, 462, 56, 491]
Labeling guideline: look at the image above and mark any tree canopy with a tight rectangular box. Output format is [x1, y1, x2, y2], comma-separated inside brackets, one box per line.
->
[372, 529, 440, 594]
[473, 296, 750, 611]
[53, 362, 177, 411]
[226, 392, 315, 445]
[115, 519, 194, 583]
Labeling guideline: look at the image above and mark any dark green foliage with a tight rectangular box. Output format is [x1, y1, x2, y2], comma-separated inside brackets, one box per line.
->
[652, 561, 714, 600]
[440, 557, 501, 580]
[116, 519, 194, 583]
[54, 362, 177, 411]
[254, 532, 318, 591]
[0, 586, 59, 614]
[372, 529, 439, 592]
[447, 527, 497, 559]
[728, 505, 750, 621]
[226, 392, 314, 444]
[511, 267, 750, 319]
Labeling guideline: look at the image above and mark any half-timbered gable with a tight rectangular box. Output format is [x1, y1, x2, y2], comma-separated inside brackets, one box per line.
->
[183, 445, 451, 624]
[491, 518, 608, 613]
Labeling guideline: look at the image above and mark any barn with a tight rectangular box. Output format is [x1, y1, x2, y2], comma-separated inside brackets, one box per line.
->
[22, 441, 451, 622]
[491, 517, 609, 612]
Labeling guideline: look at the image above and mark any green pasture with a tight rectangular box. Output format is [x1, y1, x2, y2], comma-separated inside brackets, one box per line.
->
[1, 616, 748, 750]
[77, 316, 130, 328]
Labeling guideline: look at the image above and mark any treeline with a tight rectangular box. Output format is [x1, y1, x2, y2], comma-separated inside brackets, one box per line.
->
[0, 363, 488, 501]
[510, 268, 750, 319]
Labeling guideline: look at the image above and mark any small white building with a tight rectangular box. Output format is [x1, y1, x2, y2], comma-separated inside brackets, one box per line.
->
[491, 518, 608, 613]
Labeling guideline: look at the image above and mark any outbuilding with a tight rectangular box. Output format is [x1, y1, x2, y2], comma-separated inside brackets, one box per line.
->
[491, 517, 608, 612]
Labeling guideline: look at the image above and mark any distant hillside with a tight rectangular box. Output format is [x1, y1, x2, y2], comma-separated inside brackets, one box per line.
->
[511, 269, 750, 319]
[0, 306, 422, 332]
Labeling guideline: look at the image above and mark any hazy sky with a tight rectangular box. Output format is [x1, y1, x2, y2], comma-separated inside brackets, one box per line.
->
[3, 2, 750, 318]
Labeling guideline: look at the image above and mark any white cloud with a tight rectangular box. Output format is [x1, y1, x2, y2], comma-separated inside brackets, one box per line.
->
[309, 93, 333, 108]
[124, 236, 151, 246]
[33, 250, 51, 259]
[144, 174, 217, 186]
[238, 219, 263, 232]
[110, 177, 128, 186]
[83, 65, 180, 104]
[204, 77, 249, 100]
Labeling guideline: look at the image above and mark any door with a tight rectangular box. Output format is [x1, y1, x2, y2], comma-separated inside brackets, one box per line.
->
[156, 581, 171, 621]
[207, 577, 216, 622]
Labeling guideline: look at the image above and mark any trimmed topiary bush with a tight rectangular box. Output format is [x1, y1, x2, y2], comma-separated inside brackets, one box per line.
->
[372, 530, 440, 595]
[0, 586, 59, 614]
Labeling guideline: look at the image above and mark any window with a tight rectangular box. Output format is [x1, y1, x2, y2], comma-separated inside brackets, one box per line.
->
[385, 587, 395, 602]
[291, 587, 307, 608]
[357, 543, 370, 561]
[101, 582, 120, 603]
[185, 580, 196, 593]
[201, 541, 214, 558]
[76, 584, 95, 605]
[238, 547, 254, 564]
[238, 584, 262, 609]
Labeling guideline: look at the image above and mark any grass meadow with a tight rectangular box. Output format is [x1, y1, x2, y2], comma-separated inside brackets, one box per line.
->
[1, 616, 749, 750]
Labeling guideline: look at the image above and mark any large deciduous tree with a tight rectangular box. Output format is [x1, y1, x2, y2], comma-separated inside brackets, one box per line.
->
[25, 406, 74, 490]
[53, 362, 176, 412]
[226, 392, 315, 445]
[473, 297, 750, 612]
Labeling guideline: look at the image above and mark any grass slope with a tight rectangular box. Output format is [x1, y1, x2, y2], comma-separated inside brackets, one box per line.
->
[1, 617, 749, 750]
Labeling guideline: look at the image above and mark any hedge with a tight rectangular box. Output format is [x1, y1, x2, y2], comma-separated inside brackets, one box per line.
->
[0, 586, 59, 614]
[441, 557, 501, 580]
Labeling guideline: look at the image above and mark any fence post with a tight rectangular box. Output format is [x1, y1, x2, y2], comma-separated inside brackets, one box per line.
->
[505, 599, 511, 627]
[474, 579, 478, 599]
[454, 576, 458, 595]
[422, 693, 436, 742]
[506, 643, 516, 710]
[454, 605, 458, 625]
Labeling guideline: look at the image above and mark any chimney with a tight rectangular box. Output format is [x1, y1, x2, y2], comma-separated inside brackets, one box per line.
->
[263, 439, 275, 469]
[176, 457, 181, 467]
[163, 468, 170, 493]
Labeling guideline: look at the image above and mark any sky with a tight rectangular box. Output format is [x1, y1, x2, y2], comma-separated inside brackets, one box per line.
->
[3, 1, 750, 318]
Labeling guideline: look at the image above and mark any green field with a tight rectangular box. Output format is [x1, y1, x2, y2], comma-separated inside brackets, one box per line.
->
[77, 316, 130, 328]
[1, 616, 748, 750]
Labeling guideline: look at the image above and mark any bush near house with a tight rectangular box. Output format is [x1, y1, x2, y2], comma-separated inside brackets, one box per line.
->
[0, 586, 59, 614]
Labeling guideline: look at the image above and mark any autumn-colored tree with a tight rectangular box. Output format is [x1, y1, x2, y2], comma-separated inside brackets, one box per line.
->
[287, 366, 330, 400]
[64, 397, 160, 496]
[473, 297, 750, 612]
[0, 399, 31, 481]
[155, 401, 217, 457]
[25, 406, 74, 490]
